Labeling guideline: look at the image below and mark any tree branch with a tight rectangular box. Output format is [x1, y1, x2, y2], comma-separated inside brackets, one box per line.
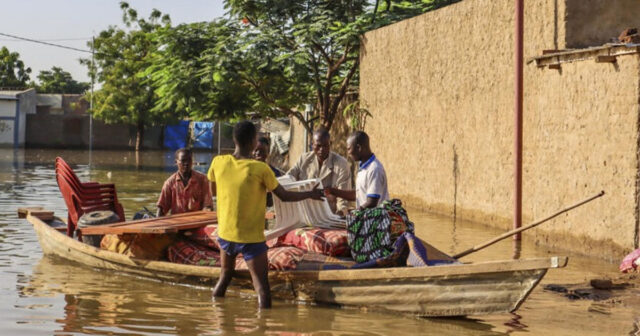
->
[327, 58, 359, 129]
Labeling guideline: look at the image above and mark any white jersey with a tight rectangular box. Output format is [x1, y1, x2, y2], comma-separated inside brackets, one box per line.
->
[355, 154, 389, 208]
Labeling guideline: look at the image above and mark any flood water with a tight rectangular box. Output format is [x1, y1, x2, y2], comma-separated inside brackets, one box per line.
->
[0, 148, 637, 335]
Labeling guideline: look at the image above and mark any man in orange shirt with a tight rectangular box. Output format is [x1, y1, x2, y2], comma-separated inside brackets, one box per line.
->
[157, 148, 212, 217]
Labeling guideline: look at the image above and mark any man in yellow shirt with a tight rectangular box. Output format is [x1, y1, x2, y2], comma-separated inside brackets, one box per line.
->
[208, 121, 323, 309]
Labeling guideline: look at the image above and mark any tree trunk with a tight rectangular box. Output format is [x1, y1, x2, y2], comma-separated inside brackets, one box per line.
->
[135, 122, 144, 152]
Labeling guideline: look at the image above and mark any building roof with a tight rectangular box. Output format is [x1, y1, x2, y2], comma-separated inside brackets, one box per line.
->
[0, 94, 18, 101]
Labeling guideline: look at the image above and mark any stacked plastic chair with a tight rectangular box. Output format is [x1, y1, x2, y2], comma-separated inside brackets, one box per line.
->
[54, 157, 125, 237]
[266, 176, 346, 241]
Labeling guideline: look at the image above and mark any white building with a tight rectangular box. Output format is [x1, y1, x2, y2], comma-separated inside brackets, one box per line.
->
[0, 89, 36, 147]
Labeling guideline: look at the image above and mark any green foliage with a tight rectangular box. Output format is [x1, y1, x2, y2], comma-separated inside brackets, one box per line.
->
[81, 1, 174, 135]
[146, 20, 252, 121]
[0, 46, 31, 88]
[35, 66, 89, 94]
[147, 0, 458, 132]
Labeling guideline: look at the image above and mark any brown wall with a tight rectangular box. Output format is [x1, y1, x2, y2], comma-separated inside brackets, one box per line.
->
[565, 0, 640, 48]
[360, 0, 640, 258]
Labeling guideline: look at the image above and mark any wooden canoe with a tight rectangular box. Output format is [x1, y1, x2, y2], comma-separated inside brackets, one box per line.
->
[22, 208, 568, 317]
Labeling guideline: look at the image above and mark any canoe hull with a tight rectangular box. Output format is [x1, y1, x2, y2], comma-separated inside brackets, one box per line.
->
[28, 213, 564, 317]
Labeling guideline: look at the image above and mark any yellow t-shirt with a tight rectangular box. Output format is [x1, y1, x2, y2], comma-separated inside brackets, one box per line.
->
[207, 155, 279, 243]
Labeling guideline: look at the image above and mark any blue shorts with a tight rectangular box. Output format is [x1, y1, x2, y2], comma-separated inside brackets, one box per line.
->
[217, 237, 268, 261]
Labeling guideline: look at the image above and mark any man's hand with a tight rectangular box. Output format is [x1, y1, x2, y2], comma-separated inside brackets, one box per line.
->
[309, 183, 325, 201]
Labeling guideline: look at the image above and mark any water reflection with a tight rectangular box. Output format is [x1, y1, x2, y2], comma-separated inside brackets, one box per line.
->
[19, 256, 506, 336]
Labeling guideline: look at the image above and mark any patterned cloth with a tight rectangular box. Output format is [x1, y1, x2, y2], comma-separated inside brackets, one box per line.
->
[185, 225, 279, 250]
[235, 246, 306, 271]
[156, 171, 212, 216]
[276, 228, 350, 256]
[168, 240, 305, 271]
[167, 240, 221, 266]
[346, 199, 415, 263]
[620, 248, 640, 273]
[323, 232, 458, 270]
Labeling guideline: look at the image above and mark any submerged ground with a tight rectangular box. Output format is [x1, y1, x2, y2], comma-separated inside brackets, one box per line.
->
[0, 148, 637, 335]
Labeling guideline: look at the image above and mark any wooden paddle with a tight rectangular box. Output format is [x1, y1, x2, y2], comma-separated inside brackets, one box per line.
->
[452, 191, 605, 259]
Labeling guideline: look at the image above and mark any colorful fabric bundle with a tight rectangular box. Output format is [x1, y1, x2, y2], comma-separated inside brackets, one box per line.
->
[346, 199, 415, 263]
[235, 246, 306, 271]
[167, 240, 221, 266]
[324, 232, 459, 270]
[276, 228, 349, 256]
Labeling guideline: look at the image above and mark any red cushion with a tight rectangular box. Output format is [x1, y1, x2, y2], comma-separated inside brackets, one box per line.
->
[236, 246, 306, 271]
[276, 228, 349, 256]
[167, 240, 221, 267]
[185, 225, 279, 250]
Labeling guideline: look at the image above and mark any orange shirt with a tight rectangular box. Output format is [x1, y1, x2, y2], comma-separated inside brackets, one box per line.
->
[156, 170, 212, 215]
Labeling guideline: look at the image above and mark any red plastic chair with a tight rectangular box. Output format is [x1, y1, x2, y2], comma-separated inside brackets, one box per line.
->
[54, 158, 125, 237]
[55, 157, 116, 191]
[56, 167, 117, 200]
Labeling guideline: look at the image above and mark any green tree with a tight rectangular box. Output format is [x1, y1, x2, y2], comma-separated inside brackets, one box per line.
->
[0, 46, 31, 88]
[148, 0, 458, 132]
[82, 2, 172, 151]
[36, 66, 89, 94]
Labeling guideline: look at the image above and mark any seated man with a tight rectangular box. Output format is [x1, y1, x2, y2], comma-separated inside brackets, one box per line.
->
[324, 131, 389, 210]
[287, 128, 351, 215]
[101, 148, 212, 260]
[156, 147, 213, 216]
[209, 121, 324, 309]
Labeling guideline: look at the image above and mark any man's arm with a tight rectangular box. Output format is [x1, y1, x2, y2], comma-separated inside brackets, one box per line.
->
[285, 154, 304, 180]
[272, 184, 324, 202]
[359, 196, 380, 210]
[333, 161, 352, 214]
[209, 181, 217, 197]
[324, 187, 356, 202]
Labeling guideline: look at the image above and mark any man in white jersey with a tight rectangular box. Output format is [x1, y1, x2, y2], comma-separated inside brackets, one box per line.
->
[324, 131, 389, 210]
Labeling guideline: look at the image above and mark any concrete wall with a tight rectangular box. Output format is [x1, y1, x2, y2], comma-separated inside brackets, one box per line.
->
[25, 114, 163, 149]
[0, 100, 16, 146]
[360, 0, 640, 258]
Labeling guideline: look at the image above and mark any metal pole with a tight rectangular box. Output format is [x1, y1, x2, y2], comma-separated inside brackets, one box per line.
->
[514, 0, 524, 240]
[89, 36, 95, 164]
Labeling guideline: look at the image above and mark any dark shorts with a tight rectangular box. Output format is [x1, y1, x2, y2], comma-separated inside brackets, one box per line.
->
[217, 237, 268, 261]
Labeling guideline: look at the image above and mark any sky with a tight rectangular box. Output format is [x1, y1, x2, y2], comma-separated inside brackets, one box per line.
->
[0, 0, 226, 83]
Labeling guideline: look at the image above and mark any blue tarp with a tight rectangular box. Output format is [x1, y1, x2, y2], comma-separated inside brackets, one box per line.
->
[164, 121, 190, 149]
[192, 121, 215, 149]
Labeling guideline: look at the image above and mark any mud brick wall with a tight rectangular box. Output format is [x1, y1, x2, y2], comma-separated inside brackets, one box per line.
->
[360, 0, 640, 258]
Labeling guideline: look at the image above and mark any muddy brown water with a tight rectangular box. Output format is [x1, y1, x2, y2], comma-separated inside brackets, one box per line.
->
[0, 148, 638, 335]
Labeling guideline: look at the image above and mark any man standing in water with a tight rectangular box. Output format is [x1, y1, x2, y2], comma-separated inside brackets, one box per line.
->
[287, 128, 351, 215]
[324, 131, 389, 210]
[156, 148, 213, 217]
[208, 121, 324, 308]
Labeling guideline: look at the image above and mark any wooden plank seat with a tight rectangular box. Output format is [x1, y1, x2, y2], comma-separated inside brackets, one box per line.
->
[78, 210, 218, 235]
